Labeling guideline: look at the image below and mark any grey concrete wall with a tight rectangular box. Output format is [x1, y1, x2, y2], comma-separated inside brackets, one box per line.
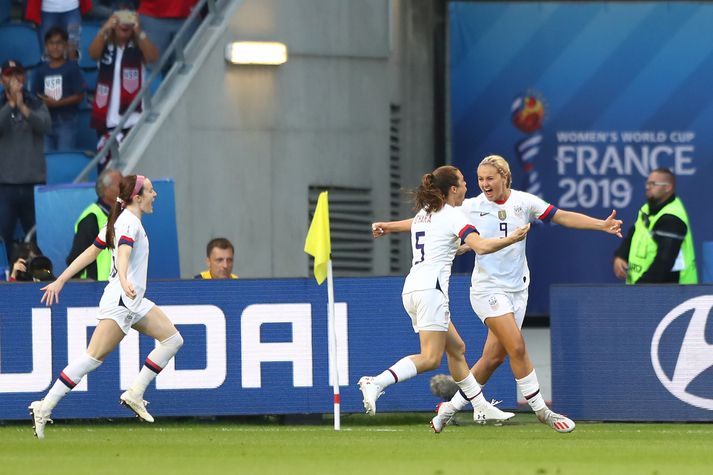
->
[133, 0, 438, 278]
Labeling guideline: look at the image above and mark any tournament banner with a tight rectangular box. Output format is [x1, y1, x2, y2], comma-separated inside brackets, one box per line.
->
[450, 2, 713, 314]
[0, 277, 515, 420]
[551, 285, 713, 421]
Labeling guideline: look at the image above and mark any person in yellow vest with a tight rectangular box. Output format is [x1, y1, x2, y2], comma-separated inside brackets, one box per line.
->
[613, 168, 697, 284]
[195, 237, 238, 279]
[65, 168, 122, 280]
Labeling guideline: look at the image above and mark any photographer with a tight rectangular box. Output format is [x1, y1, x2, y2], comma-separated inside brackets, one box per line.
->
[8, 242, 55, 282]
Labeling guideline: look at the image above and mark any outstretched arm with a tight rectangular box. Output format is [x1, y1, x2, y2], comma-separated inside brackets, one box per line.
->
[41, 244, 102, 305]
[464, 224, 530, 255]
[552, 209, 623, 237]
[372, 219, 413, 238]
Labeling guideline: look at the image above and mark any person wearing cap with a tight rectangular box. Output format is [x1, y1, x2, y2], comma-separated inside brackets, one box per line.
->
[87, 10, 158, 170]
[66, 168, 123, 280]
[0, 60, 52, 260]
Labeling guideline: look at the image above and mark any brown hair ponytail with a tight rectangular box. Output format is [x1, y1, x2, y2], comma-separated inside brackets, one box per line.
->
[413, 165, 460, 213]
[105, 175, 142, 249]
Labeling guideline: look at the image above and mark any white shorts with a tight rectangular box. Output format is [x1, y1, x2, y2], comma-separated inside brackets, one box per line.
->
[470, 288, 528, 328]
[402, 289, 450, 333]
[97, 296, 155, 334]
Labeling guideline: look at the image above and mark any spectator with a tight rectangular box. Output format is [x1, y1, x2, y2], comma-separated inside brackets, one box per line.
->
[138, 0, 199, 73]
[88, 9, 158, 170]
[8, 242, 55, 282]
[25, 0, 93, 61]
[66, 168, 122, 280]
[31, 27, 87, 152]
[0, 60, 52, 261]
[613, 168, 698, 284]
[195, 238, 238, 279]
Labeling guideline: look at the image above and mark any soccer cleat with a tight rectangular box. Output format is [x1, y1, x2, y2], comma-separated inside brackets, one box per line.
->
[473, 398, 516, 424]
[28, 400, 53, 440]
[536, 408, 575, 433]
[430, 401, 456, 433]
[120, 389, 154, 423]
[358, 376, 383, 416]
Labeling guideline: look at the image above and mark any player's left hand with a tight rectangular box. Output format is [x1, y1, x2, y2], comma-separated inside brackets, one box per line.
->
[603, 209, 623, 238]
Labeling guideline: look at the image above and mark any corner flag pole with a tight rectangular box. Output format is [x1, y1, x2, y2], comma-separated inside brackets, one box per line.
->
[326, 260, 340, 430]
[303, 191, 340, 430]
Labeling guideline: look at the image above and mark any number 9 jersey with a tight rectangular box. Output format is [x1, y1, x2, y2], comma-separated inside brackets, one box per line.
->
[402, 204, 477, 297]
[461, 189, 557, 293]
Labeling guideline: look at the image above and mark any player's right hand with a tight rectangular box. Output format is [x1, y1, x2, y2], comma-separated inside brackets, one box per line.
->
[40, 280, 65, 306]
[122, 280, 137, 299]
[372, 223, 386, 238]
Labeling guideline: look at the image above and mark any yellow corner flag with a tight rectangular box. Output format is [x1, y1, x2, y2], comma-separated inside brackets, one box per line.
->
[304, 191, 331, 284]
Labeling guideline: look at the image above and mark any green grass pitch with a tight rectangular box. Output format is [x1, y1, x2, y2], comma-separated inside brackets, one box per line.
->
[2, 413, 712, 475]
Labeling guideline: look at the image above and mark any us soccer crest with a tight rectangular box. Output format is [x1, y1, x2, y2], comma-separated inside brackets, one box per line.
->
[123, 68, 140, 93]
[498, 210, 507, 221]
[95, 84, 110, 108]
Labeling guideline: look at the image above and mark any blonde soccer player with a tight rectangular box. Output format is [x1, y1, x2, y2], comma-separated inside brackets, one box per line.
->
[373, 155, 623, 433]
[29, 175, 184, 439]
[358, 165, 529, 433]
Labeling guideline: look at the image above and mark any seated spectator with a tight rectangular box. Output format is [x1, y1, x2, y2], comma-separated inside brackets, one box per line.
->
[8, 242, 55, 282]
[0, 60, 51, 261]
[26, 0, 93, 61]
[31, 27, 87, 152]
[65, 168, 122, 280]
[195, 238, 238, 279]
[88, 9, 158, 170]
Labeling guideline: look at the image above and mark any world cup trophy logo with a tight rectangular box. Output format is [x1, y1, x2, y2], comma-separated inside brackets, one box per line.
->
[511, 92, 546, 196]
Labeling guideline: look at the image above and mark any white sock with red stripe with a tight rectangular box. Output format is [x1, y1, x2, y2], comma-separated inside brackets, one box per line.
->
[373, 356, 417, 389]
[456, 373, 487, 408]
[516, 369, 547, 412]
[43, 353, 102, 412]
[129, 332, 184, 397]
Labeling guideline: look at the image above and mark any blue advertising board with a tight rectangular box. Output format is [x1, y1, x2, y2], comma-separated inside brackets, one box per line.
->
[0, 276, 515, 420]
[551, 285, 713, 421]
[450, 2, 713, 314]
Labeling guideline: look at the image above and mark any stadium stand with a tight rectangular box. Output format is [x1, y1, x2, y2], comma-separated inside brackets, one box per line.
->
[45, 151, 96, 184]
[79, 21, 100, 69]
[0, 23, 42, 68]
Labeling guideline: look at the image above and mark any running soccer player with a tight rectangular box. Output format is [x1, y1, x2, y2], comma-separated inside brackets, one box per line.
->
[373, 155, 623, 433]
[29, 175, 184, 439]
[358, 165, 530, 433]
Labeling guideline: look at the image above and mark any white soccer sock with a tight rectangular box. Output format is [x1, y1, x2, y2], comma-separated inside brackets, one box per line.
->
[130, 332, 184, 397]
[373, 356, 417, 389]
[44, 353, 102, 412]
[516, 369, 547, 412]
[456, 373, 487, 408]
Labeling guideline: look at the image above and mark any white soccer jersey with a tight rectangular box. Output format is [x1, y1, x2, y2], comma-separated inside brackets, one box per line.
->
[402, 204, 477, 296]
[95, 209, 150, 312]
[461, 189, 557, 293]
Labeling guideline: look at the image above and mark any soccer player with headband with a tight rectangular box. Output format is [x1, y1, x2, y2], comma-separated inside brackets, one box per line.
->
[29, 175, 184, 439]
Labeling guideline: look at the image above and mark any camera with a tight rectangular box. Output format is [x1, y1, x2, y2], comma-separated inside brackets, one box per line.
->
[15, 255, 55, 282]
[115, 10, 137, 26]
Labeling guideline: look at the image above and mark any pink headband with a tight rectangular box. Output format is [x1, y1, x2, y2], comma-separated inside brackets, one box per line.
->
[130, 175, 145, 200]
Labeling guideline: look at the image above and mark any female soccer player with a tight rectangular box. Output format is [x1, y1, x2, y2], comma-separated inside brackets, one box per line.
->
[358, 165, 530, 433]
[373, 155, 623, 433]
[29, 175, 184, 439]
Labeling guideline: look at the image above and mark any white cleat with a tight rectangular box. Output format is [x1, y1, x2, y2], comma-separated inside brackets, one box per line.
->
[358, 376, 383, 416]
[537, 408, 575, 433]
[28, 400, 53, 440]
[474, 399, 516, 424]
[120, 390, 154, 423]
[430, 401, 456, 433]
